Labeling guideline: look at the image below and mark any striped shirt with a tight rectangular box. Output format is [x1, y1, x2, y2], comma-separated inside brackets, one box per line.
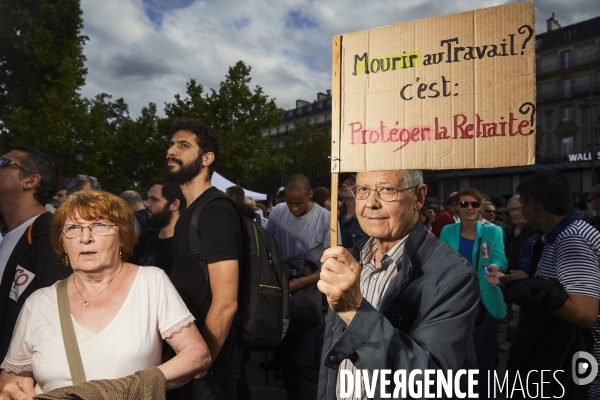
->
[336, 236, 408, 400]
[535, 215, 600, 396]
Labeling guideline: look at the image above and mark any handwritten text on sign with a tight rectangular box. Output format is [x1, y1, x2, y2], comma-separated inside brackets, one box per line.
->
[335, 2, 536, 171]
[349, 106, 534, 152]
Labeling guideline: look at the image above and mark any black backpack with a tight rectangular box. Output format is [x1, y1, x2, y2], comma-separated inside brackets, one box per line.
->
[188, 190, 290, 349]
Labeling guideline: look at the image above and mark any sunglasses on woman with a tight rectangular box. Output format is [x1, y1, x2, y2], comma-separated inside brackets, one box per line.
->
[457, 201, 482, 209]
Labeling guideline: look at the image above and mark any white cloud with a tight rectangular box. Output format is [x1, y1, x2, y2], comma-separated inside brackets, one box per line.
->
[79, 0, 598, 117]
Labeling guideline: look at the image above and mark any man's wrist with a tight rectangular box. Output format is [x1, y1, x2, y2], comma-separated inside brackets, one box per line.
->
[338, 310, 358, 326]
[338, 298, 363, 326]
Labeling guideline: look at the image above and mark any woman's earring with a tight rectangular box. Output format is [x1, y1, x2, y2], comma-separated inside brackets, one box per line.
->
[119, 246, 122, 258]
[65, 254, 69, 267]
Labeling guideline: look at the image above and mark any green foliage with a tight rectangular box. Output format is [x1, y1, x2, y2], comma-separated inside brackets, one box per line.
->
[163, 62, 290, 185]
[281, 119, 331, 189]
[73, 96, 168, 194]
[0, 0, 305, 198]
[0, 0, 87, 153]
[208, 62, 288, 184]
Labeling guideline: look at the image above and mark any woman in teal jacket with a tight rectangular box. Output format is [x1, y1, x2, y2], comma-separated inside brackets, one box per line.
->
[440, 188, 507, 398]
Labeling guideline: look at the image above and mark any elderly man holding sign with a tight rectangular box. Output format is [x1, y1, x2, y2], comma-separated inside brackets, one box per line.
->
[317, 169, 480, 399]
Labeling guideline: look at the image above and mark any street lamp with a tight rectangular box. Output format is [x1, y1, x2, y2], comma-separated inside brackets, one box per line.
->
[75, 142, 84, 174]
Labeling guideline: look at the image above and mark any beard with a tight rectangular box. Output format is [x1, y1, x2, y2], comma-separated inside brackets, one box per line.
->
[145, 203, 173, 230]
[164, 152, 203, 184]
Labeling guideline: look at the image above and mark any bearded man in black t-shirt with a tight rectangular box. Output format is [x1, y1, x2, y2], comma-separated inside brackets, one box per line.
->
[164, 118, 247, 400]
[129, 178, 186, 274]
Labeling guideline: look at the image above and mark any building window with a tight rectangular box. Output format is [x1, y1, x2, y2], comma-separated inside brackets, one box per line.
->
[307, 105, 312, 112]
[326, 115, 331, 122]
[445, 179, 459, 197]
[561, 106, 573, 123]
[276, 127, 280, 134]
[535, 38, 543, 50]
[562, 78, 571, 98]
[470, 178, 483, 192]
[561, 137, 574, 156]
[562, 29, 576, 44]
[268, 129, 271, 136]
[285, 125, 288, 132]
[561, 50, 572, 69]
[565, 171, 582, 194]
[497, 176, 512, 195]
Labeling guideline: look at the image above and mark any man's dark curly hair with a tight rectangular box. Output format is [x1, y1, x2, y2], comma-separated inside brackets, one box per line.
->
[14, 146, 60, 206]
[169, 118, 220, 179]
[148, 178, 187, 210]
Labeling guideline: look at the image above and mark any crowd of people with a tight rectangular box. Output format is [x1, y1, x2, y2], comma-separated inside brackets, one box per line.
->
[0, 117, 598, 400]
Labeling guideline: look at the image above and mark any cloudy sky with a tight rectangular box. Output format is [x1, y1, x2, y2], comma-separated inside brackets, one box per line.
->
[79, 0, 598, 117]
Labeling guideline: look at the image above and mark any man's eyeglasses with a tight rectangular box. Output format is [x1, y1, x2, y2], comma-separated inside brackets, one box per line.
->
[60, 222, 118, 239]
[0, 158, 31, 174]
[457, 201, 482, 209]
[484, 208, 496, 214]
[350, 185, 417, 202]
[508, 207, 522, 213]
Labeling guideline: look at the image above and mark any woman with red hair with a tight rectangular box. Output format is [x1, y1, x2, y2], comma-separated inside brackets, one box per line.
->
[0, 190, 210, 397]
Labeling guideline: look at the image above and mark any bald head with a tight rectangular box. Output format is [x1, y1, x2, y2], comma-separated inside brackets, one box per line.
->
[285, 174, 312, 193]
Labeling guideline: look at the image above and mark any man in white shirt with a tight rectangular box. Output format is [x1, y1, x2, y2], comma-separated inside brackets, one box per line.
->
[0, 146, 72, 360]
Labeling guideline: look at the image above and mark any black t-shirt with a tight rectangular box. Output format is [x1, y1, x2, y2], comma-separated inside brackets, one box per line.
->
[169, 187, 243, 371]
[130, 231, 174, 274]
[504, 224, 537, 271]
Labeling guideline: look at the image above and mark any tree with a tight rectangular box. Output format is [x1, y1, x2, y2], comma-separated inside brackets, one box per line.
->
[110, 103, 170, 194]
[207, 62, 287, 184]
[72, 95, 168, 194]
[280, 119, 331, 189]
[163, 62, 289, 185]
[0, 0, 88, 156]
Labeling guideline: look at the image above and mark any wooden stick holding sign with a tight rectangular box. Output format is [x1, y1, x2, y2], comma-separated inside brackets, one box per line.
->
[330, 35, 343, 247]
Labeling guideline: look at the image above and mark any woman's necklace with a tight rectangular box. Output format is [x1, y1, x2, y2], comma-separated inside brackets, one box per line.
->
[73, 264, 123, 306]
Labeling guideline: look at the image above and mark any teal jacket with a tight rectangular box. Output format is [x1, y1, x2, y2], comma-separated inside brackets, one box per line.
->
[440, 221, 508, 319]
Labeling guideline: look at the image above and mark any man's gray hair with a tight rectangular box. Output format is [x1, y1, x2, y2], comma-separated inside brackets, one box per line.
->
[484, 201, 495, 208]
[507, 195, 520, 205]
[119, 190, 143, 207]
[66, 175, 101, 195]
[403, 170, 423, 188]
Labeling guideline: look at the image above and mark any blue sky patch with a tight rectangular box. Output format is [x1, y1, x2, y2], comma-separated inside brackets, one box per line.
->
[285, 10, 318, 29]
[233, 18, 250, 30]
[142, 0, 195, 26]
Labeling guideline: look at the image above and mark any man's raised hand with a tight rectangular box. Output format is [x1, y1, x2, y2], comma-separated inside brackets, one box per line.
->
[318, 246, 363, 325]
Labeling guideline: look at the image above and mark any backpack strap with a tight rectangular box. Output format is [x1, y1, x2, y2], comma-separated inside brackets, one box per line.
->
[188, 190, 246, 300]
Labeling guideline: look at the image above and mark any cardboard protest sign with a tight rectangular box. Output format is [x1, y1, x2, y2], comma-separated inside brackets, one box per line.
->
[331, 1, 536, 172]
